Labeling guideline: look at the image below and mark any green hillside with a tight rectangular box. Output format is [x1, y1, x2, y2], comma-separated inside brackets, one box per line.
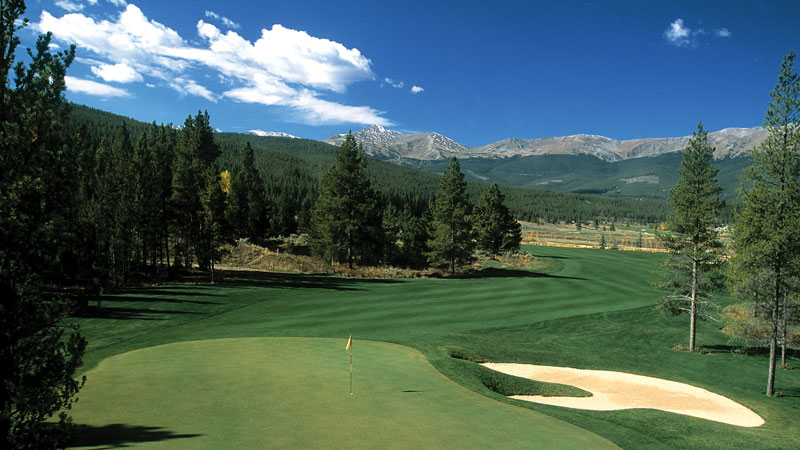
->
[405, 153, 752, 203]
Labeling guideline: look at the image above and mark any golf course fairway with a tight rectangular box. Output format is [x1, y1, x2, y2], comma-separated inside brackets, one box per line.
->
[68, 337, 618, 449]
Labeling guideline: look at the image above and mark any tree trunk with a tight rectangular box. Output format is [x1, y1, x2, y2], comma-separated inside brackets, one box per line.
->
[165, 234, 171, 276]
[347, 230, 353, 269]
[767, 273, 779, 396]
[781, 293, 787, 368]
[690, 258, 697, 352]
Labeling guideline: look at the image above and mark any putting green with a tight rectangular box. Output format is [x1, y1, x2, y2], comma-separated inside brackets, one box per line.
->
[68, 338, 618, 449]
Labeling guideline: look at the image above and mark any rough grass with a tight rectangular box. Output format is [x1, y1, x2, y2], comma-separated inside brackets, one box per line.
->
[65, 245, 799, 449]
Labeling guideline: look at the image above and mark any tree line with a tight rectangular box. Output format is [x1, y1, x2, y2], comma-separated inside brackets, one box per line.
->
[309, 133, 521, 272]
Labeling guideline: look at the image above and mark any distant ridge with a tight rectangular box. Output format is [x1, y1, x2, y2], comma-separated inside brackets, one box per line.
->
[325, 125, 767, 163]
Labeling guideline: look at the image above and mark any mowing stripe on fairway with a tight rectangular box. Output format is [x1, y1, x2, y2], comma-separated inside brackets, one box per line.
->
[68, 338, 618, 449]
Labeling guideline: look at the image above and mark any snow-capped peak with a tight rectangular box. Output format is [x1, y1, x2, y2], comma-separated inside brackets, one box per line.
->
[249, 129, 298, 139]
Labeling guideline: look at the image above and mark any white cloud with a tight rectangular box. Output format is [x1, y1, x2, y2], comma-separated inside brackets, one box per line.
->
[411, 85, 424, 94]
[715, 28, 731, 38]
[664, 18, 691, 46]
[169, 77, 217, 102]
[287, 92, 392, 126]
[37, 5, 389, 125]
[384, 77, 404, 88]
[87, 0, 99, 5]
[107, 0, 127, 6]
[90, 62, 143, 83]
[55, 1, 84, 12]
[205, 10, 240, 29]
[65, 75, 131, 97]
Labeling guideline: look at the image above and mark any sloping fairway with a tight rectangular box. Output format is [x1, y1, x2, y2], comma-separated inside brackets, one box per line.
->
[65, 246, 800, 449]
[68, 338, 616, 449]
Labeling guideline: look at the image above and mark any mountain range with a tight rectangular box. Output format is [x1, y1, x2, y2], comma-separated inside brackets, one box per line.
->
[325, 124, 767, 163]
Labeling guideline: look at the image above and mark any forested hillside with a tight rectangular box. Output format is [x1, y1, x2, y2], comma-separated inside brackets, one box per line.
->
[405, 152, 751, 203]
[67, 104, 670, 225]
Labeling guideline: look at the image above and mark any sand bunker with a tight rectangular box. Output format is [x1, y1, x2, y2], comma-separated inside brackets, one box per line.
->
[481, 363, 764, 427]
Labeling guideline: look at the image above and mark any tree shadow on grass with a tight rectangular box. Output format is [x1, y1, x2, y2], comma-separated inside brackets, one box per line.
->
[70, 423, 203, 449]
[451, 267, 586, 280]
[118, 288, 221, 298]
[103, 292, 222, 306]
[76, 305, 202, 320]
[701, 345, 800, 359]
[530, 254, 569, 260]
[218, 269, 405, 291]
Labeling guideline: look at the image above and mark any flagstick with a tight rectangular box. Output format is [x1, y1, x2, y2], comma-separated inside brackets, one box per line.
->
[349, 350, 353, 395]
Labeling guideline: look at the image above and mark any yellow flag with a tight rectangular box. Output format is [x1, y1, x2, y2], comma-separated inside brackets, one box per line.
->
[345, 335, 352, 351]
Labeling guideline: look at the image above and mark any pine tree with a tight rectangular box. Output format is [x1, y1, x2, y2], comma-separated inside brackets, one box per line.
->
[656, 122, 724, 352]
[198, 165, 226, 278]
[729, 51, 800, 396]
[171, 111, 220, 269]
[399, 206, 430, 269]
[97, 125, 136, 283]
[0, 1, 85, 446]
[133, 131, 160, 270]
[227, 143, 269, 243]
[151, 123, 176, 273]
[473, 183, 522, 256]
[310, 133, 383, 268]
[429, 157, 475, 272]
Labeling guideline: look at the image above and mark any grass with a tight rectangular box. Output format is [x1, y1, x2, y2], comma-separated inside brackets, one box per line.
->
[64, 245, 799, 449]
[69, 338, 613, 449]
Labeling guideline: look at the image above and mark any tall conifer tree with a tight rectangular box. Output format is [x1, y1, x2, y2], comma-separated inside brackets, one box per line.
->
[730, 51, 800, 396]
[429, 157, 475, 272]
[0, 1, 85, 446]
[656, 122, 724, 352]
[473, 183, 522, 256]
[171, 111, 220, 269]
[310, 133, 383, 268]
[227, 143, 269, 242]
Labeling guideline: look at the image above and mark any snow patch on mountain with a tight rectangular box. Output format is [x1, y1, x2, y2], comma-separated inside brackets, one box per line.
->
[249, 129, 299, 138]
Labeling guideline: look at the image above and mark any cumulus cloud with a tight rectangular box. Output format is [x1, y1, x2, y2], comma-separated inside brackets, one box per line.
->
[65, 75, 131, 97]
[411, 85, 424, 94]
[90, 62, 143, 83]
[664, 18, 691, 46]
[107, 0, 127, 6]
[715, 28, 731, 38]
[205, 10, 240, 29]
[37, 4, 390, 126]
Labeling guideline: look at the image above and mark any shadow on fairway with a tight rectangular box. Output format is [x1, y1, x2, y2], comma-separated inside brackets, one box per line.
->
[531, 254, 570, 260]
[76, 305, 202, 320]
[119, 288, 221, 298]
[454, 267, 586, 280]
[70, 423, 202, 449]
[702, 345, 800, 359]
[104, 291, 222, 305]
[219, 269, 404, 291]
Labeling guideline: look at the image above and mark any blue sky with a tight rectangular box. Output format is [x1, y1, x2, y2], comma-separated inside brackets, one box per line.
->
[20, 0, 800, 145]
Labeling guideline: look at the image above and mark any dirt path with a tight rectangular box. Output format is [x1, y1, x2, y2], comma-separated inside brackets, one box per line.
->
[481, 363, 764, 427]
